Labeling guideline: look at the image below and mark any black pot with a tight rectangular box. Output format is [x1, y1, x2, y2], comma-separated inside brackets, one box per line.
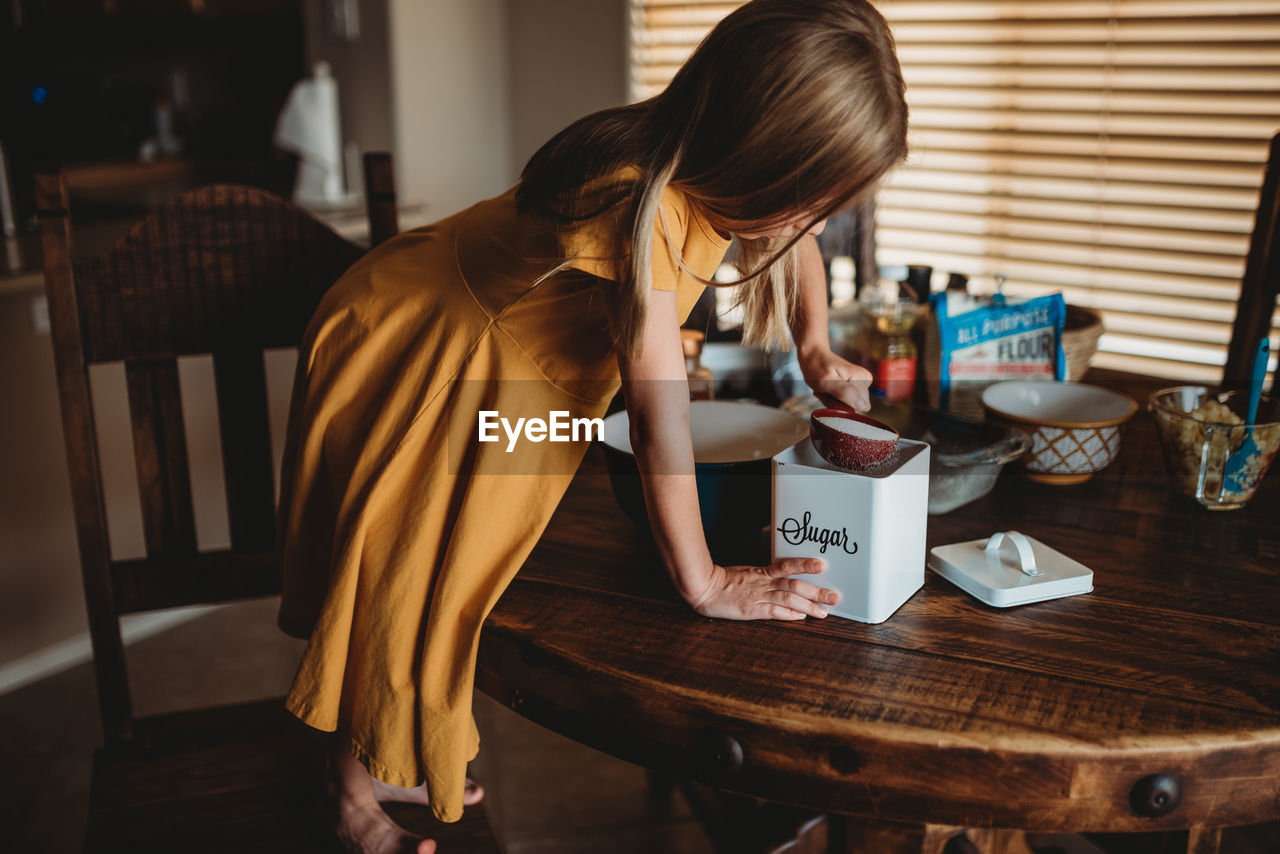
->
[599, 401, 808, 544]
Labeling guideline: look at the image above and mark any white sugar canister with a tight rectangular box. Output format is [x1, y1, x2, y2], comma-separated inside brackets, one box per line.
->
[772, 438, 930, 623]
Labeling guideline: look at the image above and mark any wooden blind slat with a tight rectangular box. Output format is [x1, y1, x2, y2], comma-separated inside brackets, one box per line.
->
[901, 67, 1280, 90]
[892, 163, 1266, 197]
[878, 188, 1256, 233]
[903, 142, 1270, 172]
[885, 170, 1260, 211]
[894, 45, 1280, 65]
[1100, 311, 1238, 345]
[892, 129, 1272, 162]
[893, 153, 1266, 190]
[889, 22, 1280, 41]
[873, 255, 1246, 314]
[902, 135, 1271, 161]
[904, 89, 1280, 116]
[877, 2, 1280, 20]
[877, 229, 1246, 281]
[876, 210, 1252, 256]
[905, 109, 1277, 138]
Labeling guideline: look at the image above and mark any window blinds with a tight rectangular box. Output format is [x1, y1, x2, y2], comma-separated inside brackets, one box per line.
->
[628, 0, 1280, 381]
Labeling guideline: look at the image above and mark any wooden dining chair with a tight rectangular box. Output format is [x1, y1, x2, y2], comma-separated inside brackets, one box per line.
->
[38, 157, 502, 853]
[364, 151, 400, 248]
[1224, 130, 1279, 394]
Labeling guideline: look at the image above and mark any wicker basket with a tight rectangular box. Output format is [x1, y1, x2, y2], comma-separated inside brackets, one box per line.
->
[1062, 304, 1104, 381]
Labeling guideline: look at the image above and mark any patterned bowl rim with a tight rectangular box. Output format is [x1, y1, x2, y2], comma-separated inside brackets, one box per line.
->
[982, 383, 1138, 430]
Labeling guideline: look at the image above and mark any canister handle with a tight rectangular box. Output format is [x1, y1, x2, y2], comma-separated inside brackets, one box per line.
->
[984, 531, 1042, 577]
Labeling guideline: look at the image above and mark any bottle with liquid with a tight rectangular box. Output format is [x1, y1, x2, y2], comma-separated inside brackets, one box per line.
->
[859, 284, 920, 402]
[681, 329, 715, 400]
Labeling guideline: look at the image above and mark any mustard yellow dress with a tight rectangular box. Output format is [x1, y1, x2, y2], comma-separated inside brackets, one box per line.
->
[275, 179, 731, 823]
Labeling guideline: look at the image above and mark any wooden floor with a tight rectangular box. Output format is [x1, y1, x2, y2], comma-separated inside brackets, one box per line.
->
[0, 598, 1274, 853]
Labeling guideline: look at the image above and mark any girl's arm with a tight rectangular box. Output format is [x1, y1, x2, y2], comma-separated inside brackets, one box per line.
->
[618, 288, 840, 621]
[789, 236, 873, 411]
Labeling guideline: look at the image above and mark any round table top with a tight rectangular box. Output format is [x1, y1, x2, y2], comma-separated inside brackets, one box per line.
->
[477, 371, 1280, 833]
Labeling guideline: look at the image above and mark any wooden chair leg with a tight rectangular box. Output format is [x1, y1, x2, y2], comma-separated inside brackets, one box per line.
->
[645, 767, 675, 802]
[828, 816, 955, 854]
[829, 817, 1035, 854]
[677, 782, 829, 854]
[1184, 826, 1221, 854]
[962, 828, 1036, 854]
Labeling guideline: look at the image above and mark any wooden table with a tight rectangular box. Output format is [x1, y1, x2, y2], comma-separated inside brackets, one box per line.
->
[476, 371, 1280, 853]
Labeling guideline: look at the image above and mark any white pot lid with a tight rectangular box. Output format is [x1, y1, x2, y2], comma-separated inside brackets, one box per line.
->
[928, 531, 1093, 607]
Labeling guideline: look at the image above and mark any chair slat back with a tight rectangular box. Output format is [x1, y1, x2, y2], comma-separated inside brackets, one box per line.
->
[37, 170, 392, 745]
[72, 184, 364, 363]
[125, 358, 198, 558]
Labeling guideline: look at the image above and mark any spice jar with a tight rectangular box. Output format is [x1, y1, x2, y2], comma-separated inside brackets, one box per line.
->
[681, 329, 715, 400]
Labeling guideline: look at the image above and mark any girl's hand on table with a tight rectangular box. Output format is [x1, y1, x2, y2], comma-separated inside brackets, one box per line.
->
[686, 558, 840, 621]
[799, 347, 873, 412]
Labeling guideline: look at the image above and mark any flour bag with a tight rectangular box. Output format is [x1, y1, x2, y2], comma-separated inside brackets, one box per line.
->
[926, 291, 1067, 418]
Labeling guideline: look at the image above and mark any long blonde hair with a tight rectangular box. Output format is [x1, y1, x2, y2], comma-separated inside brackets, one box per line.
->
[516, 0, 908, 359]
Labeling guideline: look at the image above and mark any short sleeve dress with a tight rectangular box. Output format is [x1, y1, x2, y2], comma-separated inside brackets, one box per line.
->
[275, 178, 731, 823]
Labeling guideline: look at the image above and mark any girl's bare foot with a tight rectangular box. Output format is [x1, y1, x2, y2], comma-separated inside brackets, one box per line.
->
[371, 776, 485, 807]
[329, 734, 437, 854]
[336, 799, 437, 854]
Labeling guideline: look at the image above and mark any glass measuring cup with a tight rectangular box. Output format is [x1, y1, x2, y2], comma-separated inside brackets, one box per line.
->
[1149, 386, 1280, 510]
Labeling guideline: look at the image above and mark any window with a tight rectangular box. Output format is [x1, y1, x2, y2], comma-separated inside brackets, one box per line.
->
[628, 0, 1280, 381]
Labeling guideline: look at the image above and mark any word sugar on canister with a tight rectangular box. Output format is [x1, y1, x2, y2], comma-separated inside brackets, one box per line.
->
[772, 438, 931, 623]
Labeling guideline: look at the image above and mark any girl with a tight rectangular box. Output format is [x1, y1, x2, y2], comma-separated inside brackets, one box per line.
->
[275, 1, 907, 851]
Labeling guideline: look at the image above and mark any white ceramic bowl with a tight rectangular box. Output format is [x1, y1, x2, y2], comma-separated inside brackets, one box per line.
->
[981, 381, 1138, 484]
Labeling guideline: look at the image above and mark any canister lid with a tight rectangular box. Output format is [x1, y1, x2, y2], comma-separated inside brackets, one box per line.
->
[928, 531, 1092, 607]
